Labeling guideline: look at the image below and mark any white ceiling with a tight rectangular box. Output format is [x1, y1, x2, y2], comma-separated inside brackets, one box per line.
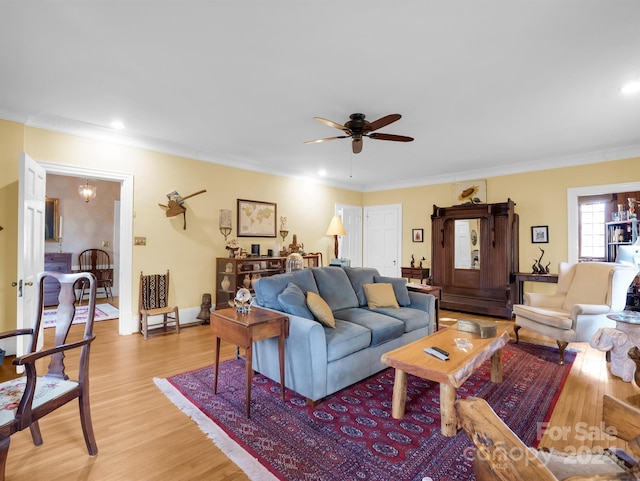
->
[1, 1, 639, 192]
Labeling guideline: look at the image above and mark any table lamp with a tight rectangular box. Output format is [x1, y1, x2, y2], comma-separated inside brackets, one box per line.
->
[325, 216, 346, 259]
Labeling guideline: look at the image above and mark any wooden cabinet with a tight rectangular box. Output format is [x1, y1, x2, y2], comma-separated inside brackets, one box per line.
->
[606, 219, 639, 261]
[43, 252, 72, 306]
[431, 199, 519, 318]
[216, 257, 286, 309]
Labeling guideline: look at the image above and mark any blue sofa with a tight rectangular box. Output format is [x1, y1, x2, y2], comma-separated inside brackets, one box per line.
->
[252, 266, 436, 403]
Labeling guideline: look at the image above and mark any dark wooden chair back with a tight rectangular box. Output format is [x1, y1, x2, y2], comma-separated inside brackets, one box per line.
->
[78, 248, 113, 303]
[0, 271, 98, 481]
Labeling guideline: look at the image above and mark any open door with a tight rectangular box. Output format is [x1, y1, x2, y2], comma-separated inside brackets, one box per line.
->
[17, 153, 46, 358]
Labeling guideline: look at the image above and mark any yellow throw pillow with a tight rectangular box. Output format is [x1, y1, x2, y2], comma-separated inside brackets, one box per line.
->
[306, 292, 336, 328]
[363, 283, 399, 309]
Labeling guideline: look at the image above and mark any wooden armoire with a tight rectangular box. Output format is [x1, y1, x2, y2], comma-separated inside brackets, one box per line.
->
[431, 199, 518, 318]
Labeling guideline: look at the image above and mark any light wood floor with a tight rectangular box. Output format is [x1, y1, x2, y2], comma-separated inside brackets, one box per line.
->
[1, 307, 638, 480]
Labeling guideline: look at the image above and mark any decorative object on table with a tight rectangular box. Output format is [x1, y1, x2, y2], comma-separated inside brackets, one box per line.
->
[412, 228, 423, 242]
[219, 208, 232, 240]
[286, 253, 304, 272]
[531, 225, 549, 244]
[78, 179, 97, 203]
[410, 254, 415, 268]
[288, 234, 303, 253]
[453, 179, 486, 205]
[226, 238, 240, 257]
[158, 189, 207, 230]
[419, 256, 426, 269]
[197, 293, 212, 324]
[237, 199, 276, 237]
[457, 318, 497, 338]
[326, 216, 346, 259]
[531, 247, 549, 274]
[304, 112, 414, 154]
[250, 244, 260, 256]
[629, 198, 637, 218]
[234, 288, 254, 313]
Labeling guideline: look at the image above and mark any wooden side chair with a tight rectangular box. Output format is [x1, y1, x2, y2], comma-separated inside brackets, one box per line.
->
[139, 270, 180, 340]
[455, 396, 640, 481]
[78, 248, 114, 303]
[0, 271, 98, 480]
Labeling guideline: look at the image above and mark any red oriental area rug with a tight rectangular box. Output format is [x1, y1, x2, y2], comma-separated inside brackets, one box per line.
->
[155, 341, 575, 481]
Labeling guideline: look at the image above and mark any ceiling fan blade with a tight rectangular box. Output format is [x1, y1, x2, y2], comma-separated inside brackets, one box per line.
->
[352, 138, 363, 154]
[304, 135, 349, 144]
[368, 114, 402, 132]
[368, 132, 414, 142]
[314, 117, 350, 132]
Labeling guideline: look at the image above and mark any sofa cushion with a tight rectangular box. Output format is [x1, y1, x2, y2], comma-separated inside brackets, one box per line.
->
[371, 307, 428, 333]
[277, 283, 314, 320]
[374, 275, 411, 306]
[333, 307, 405, 346]
[307, 292, 336, 328]
[562, 263, 609, 311]
[513, 304, 573, 330]
[325, 319, 372, 362]
[344, 267, 379, 306]
[363, 283, 399, 309]
[311, 267, 359, 311]
[254, 269, 318, 309]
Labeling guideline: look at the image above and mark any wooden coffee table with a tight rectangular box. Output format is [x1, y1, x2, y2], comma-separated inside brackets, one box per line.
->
[210, 307, 289, 418]
[381, 324, 510, 436]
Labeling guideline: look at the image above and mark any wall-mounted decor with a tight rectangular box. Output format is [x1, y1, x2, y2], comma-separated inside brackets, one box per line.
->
[453, 179, 486, 205]
[237, 199, 277, 237]
[45, 197, 60, 242]
[412, 228, 423, 242]
[531, 225, 549, 244]
[158, 189, 207, 229]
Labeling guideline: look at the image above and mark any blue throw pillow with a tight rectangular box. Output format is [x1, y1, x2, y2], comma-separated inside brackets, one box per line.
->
[277, 282, 314, 320]
[374, 275, 411, 307]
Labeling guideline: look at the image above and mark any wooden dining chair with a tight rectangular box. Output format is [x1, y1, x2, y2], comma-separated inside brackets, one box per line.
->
[139, 270, 180, 340]
[78, 248, 114, 303]
[0, 271, 98, 480]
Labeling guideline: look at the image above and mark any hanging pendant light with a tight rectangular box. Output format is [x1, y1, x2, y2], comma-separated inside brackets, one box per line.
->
[78, 180, 97, 203]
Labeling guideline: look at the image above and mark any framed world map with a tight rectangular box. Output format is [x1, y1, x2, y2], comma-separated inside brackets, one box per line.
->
[237, 199, 277, 237]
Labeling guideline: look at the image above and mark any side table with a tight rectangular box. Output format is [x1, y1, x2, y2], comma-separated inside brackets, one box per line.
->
[401, 267, 430, 284]
[406, 284, 442, 331]
[513, 273, 559, 305]
[590, 310, 640, 383]
[210, 307, 289, 417]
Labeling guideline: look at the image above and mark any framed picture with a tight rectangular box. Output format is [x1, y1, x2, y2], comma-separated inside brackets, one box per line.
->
[237, 199, 277, 237]
[453, 179, 487, 205]
[531, 225, 549, 244]
[45, 197, 59, 242]
[412, 228, 424, 243]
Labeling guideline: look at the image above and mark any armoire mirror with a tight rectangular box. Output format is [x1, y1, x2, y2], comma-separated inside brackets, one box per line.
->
[454, 219, 480, 269]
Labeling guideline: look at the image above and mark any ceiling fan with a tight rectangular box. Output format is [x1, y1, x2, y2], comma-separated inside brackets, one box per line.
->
[304, 113, 414, 154]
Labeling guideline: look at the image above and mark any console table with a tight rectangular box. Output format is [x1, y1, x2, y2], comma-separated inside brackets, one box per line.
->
[590, 311, 640, 382]
[513, 273, 559, 305]
[401, 267, 430, 284]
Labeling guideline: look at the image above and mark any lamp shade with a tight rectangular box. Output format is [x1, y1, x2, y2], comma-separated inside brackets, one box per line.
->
[325, 216, 346, 236]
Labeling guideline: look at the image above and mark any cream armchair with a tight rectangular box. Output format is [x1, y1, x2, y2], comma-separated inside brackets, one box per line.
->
[513, 262, 639, 364]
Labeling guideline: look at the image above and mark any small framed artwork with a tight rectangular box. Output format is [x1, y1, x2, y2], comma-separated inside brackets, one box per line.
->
[531, 225, 549, 244]
[412, 228, 424, 243]
[237, 199, 277, 237]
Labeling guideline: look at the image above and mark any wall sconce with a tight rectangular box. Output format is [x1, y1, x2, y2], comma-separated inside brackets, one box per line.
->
[279, 215, 289, 243]
[219, 208, 232, 240]
[78, 180, 97, 203]
[325, 216, 346, 259]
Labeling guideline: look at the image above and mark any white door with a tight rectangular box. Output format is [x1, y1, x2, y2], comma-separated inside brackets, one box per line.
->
[336, 204, 362, 267]
[17, 153, 46, 356]
[363, 204, 402, 276]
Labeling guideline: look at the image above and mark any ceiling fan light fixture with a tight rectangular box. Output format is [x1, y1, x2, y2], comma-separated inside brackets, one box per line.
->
[78, 180, 97, 203]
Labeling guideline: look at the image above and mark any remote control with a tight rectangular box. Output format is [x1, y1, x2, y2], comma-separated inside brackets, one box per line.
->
[430, 346, 449, 357]
[424, 347, 449, 361]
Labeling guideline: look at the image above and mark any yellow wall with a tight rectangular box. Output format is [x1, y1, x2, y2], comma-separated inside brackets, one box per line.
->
[1, 118, 638, 333]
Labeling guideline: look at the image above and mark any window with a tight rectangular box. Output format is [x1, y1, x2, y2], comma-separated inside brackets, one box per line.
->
[579, 200, 606, 261]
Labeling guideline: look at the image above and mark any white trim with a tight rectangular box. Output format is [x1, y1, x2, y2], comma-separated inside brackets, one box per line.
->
[39, 162, 136, 335]
[567, 181, 640, 264]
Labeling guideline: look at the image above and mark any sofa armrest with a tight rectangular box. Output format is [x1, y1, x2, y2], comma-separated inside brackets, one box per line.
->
[524, 292, 565, 308]
[408, 291, 435, 314]
[570, 303, 611, 317]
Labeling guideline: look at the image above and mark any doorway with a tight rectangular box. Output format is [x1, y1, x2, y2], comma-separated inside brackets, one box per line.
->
[40, 162, 135, 335]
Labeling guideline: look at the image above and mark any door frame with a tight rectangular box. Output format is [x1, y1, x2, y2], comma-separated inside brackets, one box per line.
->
[567, 181, 640, 264]
[40, 162, 135, 335]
